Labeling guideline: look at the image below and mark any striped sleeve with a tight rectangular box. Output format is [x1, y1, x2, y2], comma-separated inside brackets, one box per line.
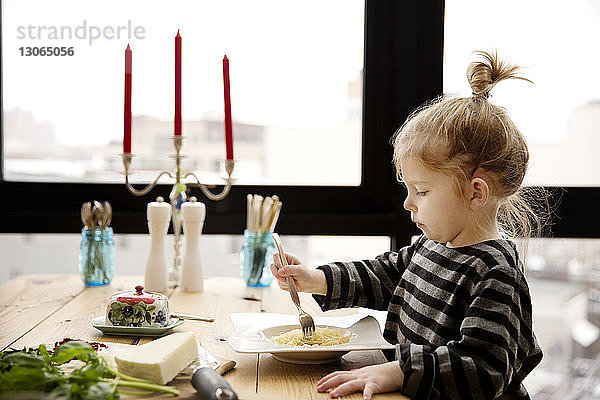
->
[397, 264, 542, 399]
[312, 236, 424, 311]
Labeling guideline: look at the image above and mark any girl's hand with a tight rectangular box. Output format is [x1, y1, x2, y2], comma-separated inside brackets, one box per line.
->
[316, 362, 404, 399]
[270, 252, 327, 295]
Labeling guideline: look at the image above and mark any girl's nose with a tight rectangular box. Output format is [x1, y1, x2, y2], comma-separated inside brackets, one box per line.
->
[403, 196, 415, 212]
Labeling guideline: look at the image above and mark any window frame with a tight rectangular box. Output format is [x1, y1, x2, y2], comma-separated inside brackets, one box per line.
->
[1, 1, 598, 244]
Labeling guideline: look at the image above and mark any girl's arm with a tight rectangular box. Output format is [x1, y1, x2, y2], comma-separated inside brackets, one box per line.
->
[312, 235, 426, 311]
[396, 264, 542, 399]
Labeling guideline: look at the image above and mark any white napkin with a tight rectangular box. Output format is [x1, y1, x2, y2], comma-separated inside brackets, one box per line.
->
[229, 309, 387, 337]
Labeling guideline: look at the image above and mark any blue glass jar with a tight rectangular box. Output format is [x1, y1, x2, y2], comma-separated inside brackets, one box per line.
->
[79, 227, 115, 286]
[240, 230, 275, 287]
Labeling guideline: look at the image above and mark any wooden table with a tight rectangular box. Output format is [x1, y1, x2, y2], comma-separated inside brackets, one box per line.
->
[0, 274, 408, 399]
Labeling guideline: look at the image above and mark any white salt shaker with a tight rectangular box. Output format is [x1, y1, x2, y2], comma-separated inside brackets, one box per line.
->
[181, 197, 206, 292]
[144, 196, 172, 294]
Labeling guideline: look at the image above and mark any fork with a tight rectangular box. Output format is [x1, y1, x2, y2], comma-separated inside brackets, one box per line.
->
[272, 233, 316, 339]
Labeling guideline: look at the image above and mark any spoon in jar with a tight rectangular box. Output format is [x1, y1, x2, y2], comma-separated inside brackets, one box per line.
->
[99, 201, 112, 229]
[91, 200, 104, 228]
[81, 202, 94, 230]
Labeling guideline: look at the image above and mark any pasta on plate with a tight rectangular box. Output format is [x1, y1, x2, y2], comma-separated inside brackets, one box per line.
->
[268, 326, 356, 347]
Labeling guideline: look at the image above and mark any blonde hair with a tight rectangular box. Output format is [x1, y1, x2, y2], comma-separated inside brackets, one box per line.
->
[393, 50, 549, 241]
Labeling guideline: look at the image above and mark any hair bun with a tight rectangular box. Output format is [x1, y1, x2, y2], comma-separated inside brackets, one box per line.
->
[467, 50, 532, 98]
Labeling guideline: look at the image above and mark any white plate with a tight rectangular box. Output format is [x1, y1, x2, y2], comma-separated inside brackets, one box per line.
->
[228, 315, 394, 364]
[91, 315, 184, 336]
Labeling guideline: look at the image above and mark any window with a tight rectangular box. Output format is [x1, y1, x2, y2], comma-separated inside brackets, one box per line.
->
[444, 0, 600, 187]
[0, 233, 390, 284]
[520, 238, 600, 397]
[2, 1, 444, 241]
[2, 0, 363, 186]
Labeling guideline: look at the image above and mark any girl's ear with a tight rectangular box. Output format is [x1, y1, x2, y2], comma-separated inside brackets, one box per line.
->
[468, 177, 490, 211]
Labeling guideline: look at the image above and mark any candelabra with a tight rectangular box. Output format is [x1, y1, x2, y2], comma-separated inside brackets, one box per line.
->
[122, 135, 235, 286]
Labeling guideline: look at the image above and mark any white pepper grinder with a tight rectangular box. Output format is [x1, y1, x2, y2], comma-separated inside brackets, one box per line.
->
[144, 196, 172, 294]
[181, 197, 206, 292]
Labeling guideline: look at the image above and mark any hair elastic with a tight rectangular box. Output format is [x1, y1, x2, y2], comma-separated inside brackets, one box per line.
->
[472, 91, 490, 99]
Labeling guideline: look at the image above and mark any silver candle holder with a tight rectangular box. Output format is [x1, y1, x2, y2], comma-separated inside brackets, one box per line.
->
[122, 135, 235, 287]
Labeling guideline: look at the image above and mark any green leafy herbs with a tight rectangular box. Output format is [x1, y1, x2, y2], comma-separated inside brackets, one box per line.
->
[0, 341, 179, 399]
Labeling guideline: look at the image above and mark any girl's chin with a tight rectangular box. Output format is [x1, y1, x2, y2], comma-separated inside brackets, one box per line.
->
[422, 231, 447, 243]
[418, 226, 451, 243]
[421, 229, 436, 241]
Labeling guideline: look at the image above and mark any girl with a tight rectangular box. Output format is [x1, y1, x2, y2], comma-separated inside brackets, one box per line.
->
[271, 51, 544, 399]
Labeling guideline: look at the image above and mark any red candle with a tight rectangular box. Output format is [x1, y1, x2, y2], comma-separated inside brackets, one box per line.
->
[174, 30, 182, 136]
[223, 55, 234, 160]
[123, 44, 132, 153]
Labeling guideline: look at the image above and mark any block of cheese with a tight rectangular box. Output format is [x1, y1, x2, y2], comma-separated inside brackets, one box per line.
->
[98, 343, 137, 371]
[115, 332, 198, 385]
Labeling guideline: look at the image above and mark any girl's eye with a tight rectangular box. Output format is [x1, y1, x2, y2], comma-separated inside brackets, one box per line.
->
[416, 190, 428, 197]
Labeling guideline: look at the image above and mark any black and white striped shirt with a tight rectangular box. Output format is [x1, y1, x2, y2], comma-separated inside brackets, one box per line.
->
[312, 235, 542, 399]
